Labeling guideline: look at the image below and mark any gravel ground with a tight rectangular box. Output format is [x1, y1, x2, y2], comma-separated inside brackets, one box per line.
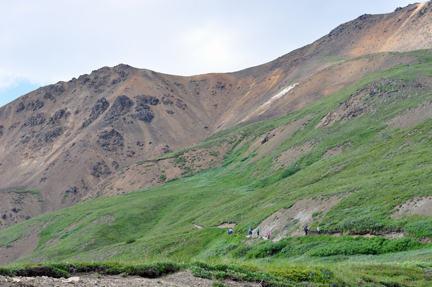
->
[0, 270, 260, 287]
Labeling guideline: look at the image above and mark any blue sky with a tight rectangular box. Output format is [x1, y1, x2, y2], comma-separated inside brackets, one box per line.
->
[0, 0, 417, 107]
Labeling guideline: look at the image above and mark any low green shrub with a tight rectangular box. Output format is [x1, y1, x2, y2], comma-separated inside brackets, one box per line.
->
[308, 237, 422, 257]
[279, 165, 301, 180]
[405, 219, 432, 238]
[125, 238, 136, 244]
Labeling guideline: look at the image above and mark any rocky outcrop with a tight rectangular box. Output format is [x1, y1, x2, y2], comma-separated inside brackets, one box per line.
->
[97, 129, 124, 151]
[105, 95, 134, 122]
[48, 109, 69, 124]
[23, 114, 45, 127]
[132, 110, 154, 123]
[25, 100, 45, 111]
[175, 99, 187, 110]
[161, 96, 173, 106]
[82, 98, 110, 128]
[135, 95, 159, 106]
[91, 161, 111, 178]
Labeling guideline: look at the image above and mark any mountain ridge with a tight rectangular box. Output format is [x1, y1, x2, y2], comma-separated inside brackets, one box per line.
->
[0, 1, 432, 231]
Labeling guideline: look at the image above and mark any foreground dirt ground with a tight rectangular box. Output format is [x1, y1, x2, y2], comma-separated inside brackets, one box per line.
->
[0, 270, 260, 287]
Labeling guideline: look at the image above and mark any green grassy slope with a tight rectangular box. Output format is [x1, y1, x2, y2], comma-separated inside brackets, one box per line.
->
[2, 49, 432, 286]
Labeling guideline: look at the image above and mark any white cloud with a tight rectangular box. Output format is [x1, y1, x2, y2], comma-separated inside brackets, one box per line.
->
[179, 22, 250, 74]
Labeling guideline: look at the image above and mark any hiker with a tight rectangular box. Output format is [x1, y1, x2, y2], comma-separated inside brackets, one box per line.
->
[267, 232, 270, 239]
[248, 228, 252, 236]
[317, 226, 321, 234]
[228, 228, 233, 234]
[304, 226, 308, 236]
[256, 228, 260, 237]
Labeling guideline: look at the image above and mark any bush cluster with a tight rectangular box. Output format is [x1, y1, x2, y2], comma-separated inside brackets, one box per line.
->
[187, 262, 336, 286]
[308, 237, 421, 257]
[0, 261, 181, 279]
[238, 236, 427, 260]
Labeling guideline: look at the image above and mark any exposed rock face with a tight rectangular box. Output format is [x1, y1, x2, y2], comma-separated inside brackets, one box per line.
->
[25, 100, 45, 111]
[105, 95, 134, 121]
[91, 161, 111, 178]
[48, 109, 69, 124]
[161, 96, 173, 106]
[97, 129, 124, 151]
[161, 145, 172, 154]
[65, 186, 79, 194]
[136, 95, 159, 106]
[175, 99, 187, 110]
[132, 110, 155, 123]
[37, 127, 64, 145]
[23, 114, 45, 127]
[82, 98, 109, 128]
[112, 161, 120, 170]
[16, 102, 25, 113]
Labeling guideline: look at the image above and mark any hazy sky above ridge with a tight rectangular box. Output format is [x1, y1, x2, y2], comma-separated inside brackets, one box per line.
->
[0, 0, 417, 107]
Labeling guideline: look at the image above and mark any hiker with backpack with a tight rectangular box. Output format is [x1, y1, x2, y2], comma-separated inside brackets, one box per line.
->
[248, 228, 252, 236]
[304, 226, 308, 236]
[256, 228, 260, 237]
[267, 232, 270, 239]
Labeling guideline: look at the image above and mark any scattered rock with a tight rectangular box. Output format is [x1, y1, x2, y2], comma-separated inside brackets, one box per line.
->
[82, 98, 110, 128]
[135, 104, 150, 112]
[132, 110, 154, 123]
[105, 95, 134, 121]
[0, 125, 3, 137]
[49, 109, 69, 124]
[97, 129, 124, 151]
[23, 113, 45, 127]
[65, 186, 79, 194]
[261, 134, 270, 144]
[136, 141, 144, 146]
[49, 84, 65, 95]
[161, 96, 173, 106]
[91, 161, 112, 178]
[44, 91, 54, 100]
[26, 99, 45, 111]
[166, 110, 174, 115]
[37, 127, 64, 144]
[112, 161, 120, 170]
[9, 122, 20, 129]
[16, 102, 25, 113]
[175, 99, 187, 110]
[214, 81, 226, 90]
[162, 145, 172, 154]
[136, 95, 159, 106]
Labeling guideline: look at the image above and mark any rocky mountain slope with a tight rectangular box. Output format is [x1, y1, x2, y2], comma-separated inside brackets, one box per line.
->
[2, 46, 432, 267]
[1, 1, 432, 230]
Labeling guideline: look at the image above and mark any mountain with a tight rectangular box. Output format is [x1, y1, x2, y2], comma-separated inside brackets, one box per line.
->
[0, 0, 431, 239]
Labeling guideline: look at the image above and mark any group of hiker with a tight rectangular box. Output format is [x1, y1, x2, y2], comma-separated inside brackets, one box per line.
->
[229, 225, 321, 238]
[247, 228, 270, 239]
